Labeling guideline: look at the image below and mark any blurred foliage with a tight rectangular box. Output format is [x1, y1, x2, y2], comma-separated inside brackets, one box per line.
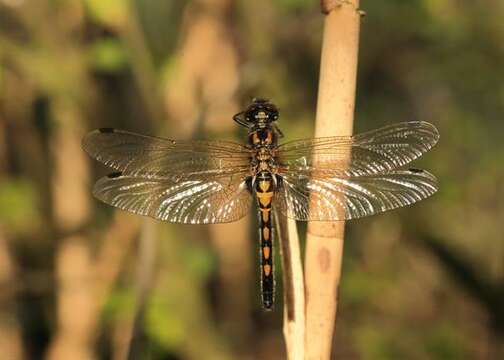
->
[90, 39, 128, 72]
[0, 178, 38, 232]
[0, 0, 503, 359]
[85, 0, 128, 28]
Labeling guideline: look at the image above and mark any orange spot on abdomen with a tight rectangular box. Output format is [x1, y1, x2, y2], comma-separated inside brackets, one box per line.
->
[263, 264, 272, 276]
[263, 227, 270, 240]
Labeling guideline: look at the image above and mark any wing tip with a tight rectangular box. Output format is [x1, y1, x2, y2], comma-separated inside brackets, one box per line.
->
[414, 121, 440, 146]
[82, 128, 119, 158]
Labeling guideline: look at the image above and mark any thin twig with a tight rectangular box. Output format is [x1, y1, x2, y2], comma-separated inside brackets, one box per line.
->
[275, 213, 305, 360]
[304, 1, 361, 359]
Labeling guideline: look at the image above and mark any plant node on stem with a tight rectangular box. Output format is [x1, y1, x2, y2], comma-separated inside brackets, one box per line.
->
[321, 0, 366, 16]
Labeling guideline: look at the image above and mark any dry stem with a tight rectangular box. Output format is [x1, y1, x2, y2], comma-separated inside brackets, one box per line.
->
[276, 214, 305, 360]
[304, 1, 361, 358]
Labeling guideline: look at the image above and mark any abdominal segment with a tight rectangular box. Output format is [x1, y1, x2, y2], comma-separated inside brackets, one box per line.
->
[255, 174, 275, 309]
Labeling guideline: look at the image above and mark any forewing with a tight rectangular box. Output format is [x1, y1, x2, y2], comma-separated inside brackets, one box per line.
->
[274, 169, 438, 221]
[276, 122, 439, 176]
[82, 128, 251, 177]
[93, 172, 252, 224]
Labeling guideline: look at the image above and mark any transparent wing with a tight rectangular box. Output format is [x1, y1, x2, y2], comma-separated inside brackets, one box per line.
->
[92, 172, 252, 224]
[274, 169, 438, 221]
[276, 122, 439, 176]
[82, 128, 252, 177]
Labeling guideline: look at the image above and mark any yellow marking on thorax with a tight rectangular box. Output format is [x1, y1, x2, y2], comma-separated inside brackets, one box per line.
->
[256, 191, 273, 207]
[263, 264, 272, 276]
[263, 246, 271, 259]
[262, 227, 270, 240]
[259, 180, 271, 192]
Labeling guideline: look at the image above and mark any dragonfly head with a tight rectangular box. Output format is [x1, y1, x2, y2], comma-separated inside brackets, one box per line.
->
[233, 98, 279, 128]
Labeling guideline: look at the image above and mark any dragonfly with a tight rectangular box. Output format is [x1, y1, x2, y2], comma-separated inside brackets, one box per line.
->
[83, 98, 439, 310]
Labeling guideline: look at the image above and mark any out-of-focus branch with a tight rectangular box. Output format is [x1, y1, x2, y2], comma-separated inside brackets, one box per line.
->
[413, 232, 504, 334]
[47, 104, 94, 360]
[304, 1, 361, 358]
[94, 212, 142, 307]
[47, 64, 140, 360]
[123, 219, 157, 360]
[48, 114, 140, 360]
[164, 0, 240, 137]
[0, 230, 24, 360]
[122, 0, 168, 128]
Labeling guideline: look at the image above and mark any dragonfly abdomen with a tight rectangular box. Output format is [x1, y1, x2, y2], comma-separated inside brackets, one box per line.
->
[255, 171, 275, 309]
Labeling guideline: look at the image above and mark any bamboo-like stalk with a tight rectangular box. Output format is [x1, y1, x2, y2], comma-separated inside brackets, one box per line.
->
[304, 1, 361, 358]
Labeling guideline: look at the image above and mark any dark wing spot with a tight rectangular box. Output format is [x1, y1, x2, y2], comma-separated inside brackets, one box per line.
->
[409, 168, 424, 173]
[107, 171, 123, 178]
[99, 128, 115, 133]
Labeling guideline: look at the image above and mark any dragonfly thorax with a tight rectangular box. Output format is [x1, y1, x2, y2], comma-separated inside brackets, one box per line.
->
[248, 126, 278, 178]
[248, 127, 278, 148]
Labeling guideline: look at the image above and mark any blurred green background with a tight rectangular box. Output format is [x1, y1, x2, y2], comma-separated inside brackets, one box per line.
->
[1, 0, 503, 359]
